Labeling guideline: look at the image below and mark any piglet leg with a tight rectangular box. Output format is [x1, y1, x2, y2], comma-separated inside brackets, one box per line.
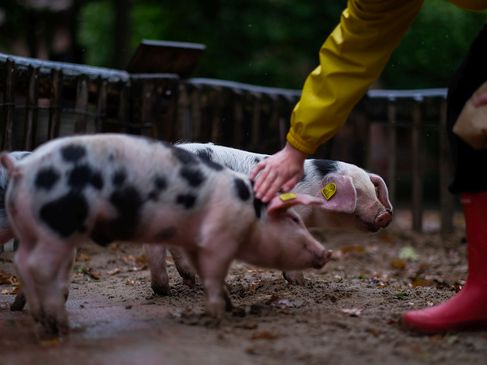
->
[10, 290, 26, 311]
[13, 241, 40, 315]
[144, 244, 170, 296]
[169, 247, 196, 288]
[26, 237, 75, 339]
[189, 238, 236, 321]
[282, 271, 306, 286]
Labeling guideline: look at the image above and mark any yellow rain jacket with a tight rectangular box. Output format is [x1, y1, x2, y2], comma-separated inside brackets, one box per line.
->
[288, 0, 487, 155]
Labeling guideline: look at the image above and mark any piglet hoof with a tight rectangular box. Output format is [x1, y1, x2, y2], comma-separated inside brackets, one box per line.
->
[206, 299, 225, 325]
[282, 271, 306, 286]
[10, 292, 27, 311]
[175, 267, 196, 288]
[223, 286, 234, 312]
[151, 283, 170, 296]
[182, 275, 196, 289]
[36, 316, 69, 342]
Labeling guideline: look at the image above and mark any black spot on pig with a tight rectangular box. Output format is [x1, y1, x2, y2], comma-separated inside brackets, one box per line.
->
[40, 192, 88, 237]
[68, 164, 103, 190]
[156, 226, 177, 241]
[172, 147, 199, 165]
[234, 178, 250, 201]
[35, 167, 60, 191]
[112, 169, 127, 187]
[312, 159, 337, 177]
[180, 167, 205, 187]
[109, 186, 143, 233]
[176, 194, 196, 209]
[201, 158, 224, 171]
[91, 172, 104, 190]
[195, 148, 224, 171]
[148, 175, 168, 201]
[90, 185, 143, 246]
[253, 197, 264, 219]
[249, 180, 263, 218]
[154, 175, 167, 191]
[254, 158, 261, 164]
[61, 144, 86, 163]
[196, 148, 213, 162]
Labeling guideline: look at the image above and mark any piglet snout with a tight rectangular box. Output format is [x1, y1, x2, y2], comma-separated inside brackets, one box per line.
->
[313, 248, 332, 269]
[374, 209, 393, 230]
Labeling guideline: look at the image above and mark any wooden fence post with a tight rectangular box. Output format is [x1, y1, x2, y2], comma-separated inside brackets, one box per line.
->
[411, 99, 423, 232]
[24, 66, 39, 149]
[387, 100, 397, 207]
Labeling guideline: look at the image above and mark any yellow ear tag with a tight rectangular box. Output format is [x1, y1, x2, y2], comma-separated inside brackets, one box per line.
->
[279, 192, 297, 201]
[321, 183, 337, 201]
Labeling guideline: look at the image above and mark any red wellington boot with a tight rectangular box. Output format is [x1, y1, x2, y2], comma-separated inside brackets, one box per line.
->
[402, 191, 487, 333]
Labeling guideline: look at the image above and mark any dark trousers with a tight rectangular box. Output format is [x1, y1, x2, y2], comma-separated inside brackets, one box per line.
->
[447, 24, 487, 194]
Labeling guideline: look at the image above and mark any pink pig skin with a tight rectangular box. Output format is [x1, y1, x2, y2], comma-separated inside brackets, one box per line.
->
[146, 143, 393, 292]
[0, 134, 331, 338]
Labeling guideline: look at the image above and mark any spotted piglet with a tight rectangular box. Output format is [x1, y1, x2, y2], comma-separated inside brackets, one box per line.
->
[1, 134, 331, 338]
[0, 151, 30, 311]
[146, 142, 393, 292]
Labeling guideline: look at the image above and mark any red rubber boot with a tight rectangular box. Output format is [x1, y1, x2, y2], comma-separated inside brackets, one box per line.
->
[402, 191, 487, 333]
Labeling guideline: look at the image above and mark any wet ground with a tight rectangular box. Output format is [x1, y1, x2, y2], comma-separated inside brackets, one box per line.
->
[1, 211, 487, 365]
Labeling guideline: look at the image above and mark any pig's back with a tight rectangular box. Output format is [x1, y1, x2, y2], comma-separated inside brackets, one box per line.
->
[11, 134, 255, 245]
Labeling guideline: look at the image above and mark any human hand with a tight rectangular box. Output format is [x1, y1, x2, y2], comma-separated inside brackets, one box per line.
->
[249, 143, 306, 203]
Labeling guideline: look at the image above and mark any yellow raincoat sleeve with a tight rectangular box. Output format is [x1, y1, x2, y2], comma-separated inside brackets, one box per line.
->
[287, 0, 424, 155]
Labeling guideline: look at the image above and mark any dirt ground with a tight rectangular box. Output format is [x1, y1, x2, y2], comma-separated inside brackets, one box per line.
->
[1, 210, 487, 365]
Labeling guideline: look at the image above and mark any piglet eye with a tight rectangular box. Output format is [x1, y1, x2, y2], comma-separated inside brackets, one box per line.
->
[289, 215, 300, 224]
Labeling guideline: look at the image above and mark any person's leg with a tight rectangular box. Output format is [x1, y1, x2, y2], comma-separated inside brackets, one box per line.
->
[403, 24, 487, 333]
[403, 192, 487, 332]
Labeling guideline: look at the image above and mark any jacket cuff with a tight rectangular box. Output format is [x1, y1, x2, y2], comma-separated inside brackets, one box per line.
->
[286, 129, 318, 155]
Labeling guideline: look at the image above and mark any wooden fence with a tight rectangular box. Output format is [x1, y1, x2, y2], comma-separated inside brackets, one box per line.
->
[0, 53, 455, 234]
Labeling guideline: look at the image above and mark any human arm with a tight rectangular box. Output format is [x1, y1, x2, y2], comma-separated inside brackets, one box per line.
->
[251, 0, 424, 202]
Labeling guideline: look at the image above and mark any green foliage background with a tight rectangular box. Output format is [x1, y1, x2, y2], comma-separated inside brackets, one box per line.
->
[78, 0, 486, 89]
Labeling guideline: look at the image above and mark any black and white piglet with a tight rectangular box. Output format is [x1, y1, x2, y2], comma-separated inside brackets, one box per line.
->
[0, 134, 331, 337]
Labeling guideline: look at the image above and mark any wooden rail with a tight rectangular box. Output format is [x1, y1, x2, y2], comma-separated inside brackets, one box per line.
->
[0, 54, 455, 233]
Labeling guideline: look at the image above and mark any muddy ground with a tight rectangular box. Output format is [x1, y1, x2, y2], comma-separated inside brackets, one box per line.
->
[0, 211, 486, 365]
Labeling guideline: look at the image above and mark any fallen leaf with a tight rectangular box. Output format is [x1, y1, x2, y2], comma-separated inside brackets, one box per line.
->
[251, 330, 280, 340]
[446, 335, 459, 345]
[390, 258, 407, 270]
[267, 296, 303, 309]
[341, 308, 362, 317]
[394, 292, 409, 300]
[121, 255, 135, 265]
[107, 268, 121, 276]
[76, 253, 91, 262]
[80, 267, 101, 281]
[0, 270, 17, 285]
[40, 338, 61, 347]
[135, 254, 147, 266]
[340, 244, 365, 255]
[378, 231, 395, 243]
[128, 265, 147, 272]
[399, 246, 419, 261]
[1, 288, 17, 295]
[411, 278, 434, 287]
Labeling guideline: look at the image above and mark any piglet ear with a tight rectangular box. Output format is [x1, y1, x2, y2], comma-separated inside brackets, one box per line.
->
[319, 173, 357, 214]
[267, 192, 324, 216]
[368, 173, 393, 212]
[0, 152, 20, 178]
